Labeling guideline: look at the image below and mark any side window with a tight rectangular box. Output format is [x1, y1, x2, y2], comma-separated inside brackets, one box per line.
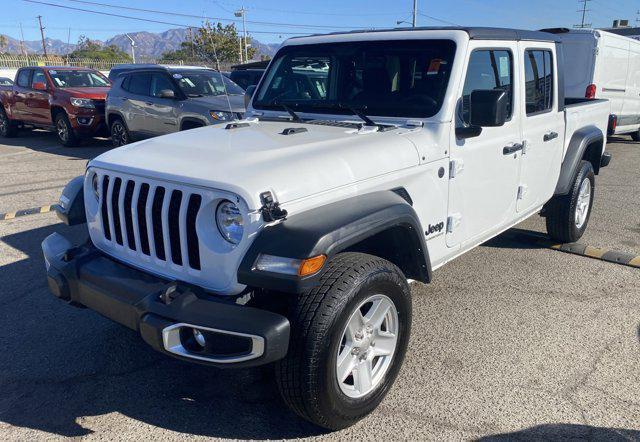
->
[461, 49, 513, 125]
[150, 73, 176, 97]
[127, 73, 151, 96]
[524, 49, 554, 115]
[16, 69, 31, 88]
[31, 70, 46, 87]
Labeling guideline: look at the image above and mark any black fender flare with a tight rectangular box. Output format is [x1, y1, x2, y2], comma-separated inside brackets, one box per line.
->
[179, 117, 207, 131]
[554, 125, 604, 195]
[237, 190, 432, 294]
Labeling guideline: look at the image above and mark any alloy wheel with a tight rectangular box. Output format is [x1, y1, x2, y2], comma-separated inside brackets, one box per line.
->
[575, 178, 592, 229]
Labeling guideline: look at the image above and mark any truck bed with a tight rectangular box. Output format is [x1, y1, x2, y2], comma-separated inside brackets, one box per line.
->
[563, 98, 610, 157]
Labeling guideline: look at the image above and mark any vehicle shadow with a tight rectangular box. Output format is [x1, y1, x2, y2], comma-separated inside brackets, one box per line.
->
[607, 135, 635, 145]
[0, 223, 324, 439]
[482, 227, 552, 250]
[476, 423, 640, 441]
[1, 129, 112, 161]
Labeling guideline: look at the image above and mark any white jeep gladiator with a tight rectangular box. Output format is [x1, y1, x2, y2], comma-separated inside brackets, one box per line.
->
[44, 27, 611, 430]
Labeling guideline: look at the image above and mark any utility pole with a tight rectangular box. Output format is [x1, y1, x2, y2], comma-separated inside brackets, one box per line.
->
[37, 15, 48, 57]
[19, 22, 27, 59]
[235, 6, 248, 62]
[412, 0, 418, 27]
[574, 0, 591, 29]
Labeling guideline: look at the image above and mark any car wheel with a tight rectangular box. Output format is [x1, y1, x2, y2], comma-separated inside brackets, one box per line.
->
[0, 107, 18, 138]
[545, 160, 595, 243]
[110, 119, 130, 147]
[275, 252, 411, 430]
[631, 131, 640, 142]
[55, 112, 79, 147]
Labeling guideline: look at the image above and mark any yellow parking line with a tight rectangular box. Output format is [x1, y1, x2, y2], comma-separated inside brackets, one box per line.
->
[4, 212, 16, 220]
[39, 205, 51, 213]
[629, 256, 640, 267]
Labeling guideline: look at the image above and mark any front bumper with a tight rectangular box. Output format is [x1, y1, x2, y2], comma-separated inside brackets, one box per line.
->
[68, 109, 107, 137]
[42, 232, 290, 368]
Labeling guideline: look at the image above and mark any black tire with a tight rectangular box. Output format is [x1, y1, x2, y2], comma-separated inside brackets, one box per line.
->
[275, 252, 412, 430]
[54, 112, 79, 147]
[110, 117, 130, 147]
[631, 131, 640, 142]
[0, 107, 18, 138]
[545, 160, 595, 243]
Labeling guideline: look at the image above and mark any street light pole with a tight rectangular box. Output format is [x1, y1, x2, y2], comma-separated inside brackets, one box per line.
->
[125, 34, 136, 63]
[235, 6, 249, 62]
[412, 0, 418, 27]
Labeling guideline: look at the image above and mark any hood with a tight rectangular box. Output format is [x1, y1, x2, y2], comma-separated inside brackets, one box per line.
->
[89, 120, 421, 209]
[58, 87, 110, 99]
[187, 94, 245, 113]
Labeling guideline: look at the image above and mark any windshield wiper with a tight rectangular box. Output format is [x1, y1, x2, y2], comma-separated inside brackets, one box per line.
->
[274, 101, 302, 122]
[339, 104, 377, 127]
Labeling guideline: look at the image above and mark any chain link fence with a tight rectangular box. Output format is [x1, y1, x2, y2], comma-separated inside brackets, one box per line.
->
[0, 54, 234, 71]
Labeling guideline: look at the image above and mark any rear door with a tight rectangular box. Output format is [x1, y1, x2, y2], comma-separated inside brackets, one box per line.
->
[446, 42, 522, 248]
[121, 72, 152, 137]
[595, 34, 629, 125]
[620, 38, 640, 130]
[27, 68, 51, 124]
[12, 69, 32, 120]
[147, 72, 180, 134]
[517, 45, 564, 213]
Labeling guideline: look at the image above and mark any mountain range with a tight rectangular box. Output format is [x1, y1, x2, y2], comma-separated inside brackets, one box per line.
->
[0, 27, 281, 59]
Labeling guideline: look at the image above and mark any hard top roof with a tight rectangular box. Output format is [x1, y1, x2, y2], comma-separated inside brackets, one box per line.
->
[288, 26, 560, 43]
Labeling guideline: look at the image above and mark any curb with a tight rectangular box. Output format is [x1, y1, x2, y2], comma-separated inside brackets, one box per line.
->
[0, 205, 55, 221]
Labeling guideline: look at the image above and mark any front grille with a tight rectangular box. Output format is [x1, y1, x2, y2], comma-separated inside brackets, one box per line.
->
[98, 174, 202, 270]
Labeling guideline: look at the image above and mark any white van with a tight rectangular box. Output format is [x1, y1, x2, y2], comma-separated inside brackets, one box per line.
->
[545, 28, 640, 139]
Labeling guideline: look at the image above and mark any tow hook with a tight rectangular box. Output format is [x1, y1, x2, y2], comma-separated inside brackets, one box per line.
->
[259, 191, 288, 222]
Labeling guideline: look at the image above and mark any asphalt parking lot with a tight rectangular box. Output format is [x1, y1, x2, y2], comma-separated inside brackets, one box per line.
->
[0, 130, 639, 440]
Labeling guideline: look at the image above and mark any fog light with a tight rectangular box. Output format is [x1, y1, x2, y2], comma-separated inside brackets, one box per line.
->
[193, 328, 206, 347]
[77, 117, 92, 125]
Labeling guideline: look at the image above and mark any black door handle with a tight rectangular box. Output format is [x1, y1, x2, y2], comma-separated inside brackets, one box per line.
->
[544, 131, 558, 142]
[503, 143, 523, 155]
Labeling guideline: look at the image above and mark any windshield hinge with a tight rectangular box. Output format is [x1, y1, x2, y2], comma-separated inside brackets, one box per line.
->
[260, 191, 288, 222]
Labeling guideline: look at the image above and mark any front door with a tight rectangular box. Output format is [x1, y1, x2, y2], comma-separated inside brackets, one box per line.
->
[517, 45, 564, 213]
[447, 43, 522, 248]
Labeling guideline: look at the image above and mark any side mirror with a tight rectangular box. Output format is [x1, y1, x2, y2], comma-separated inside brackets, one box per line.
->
[244, 85, 257, 108]
[33, 82, 47, 91]
[469, 89, 508, 127]
[159, 89, 175, 99]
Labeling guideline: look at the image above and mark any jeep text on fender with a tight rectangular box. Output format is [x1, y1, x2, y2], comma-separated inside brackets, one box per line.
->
[43, 27, 611, 430]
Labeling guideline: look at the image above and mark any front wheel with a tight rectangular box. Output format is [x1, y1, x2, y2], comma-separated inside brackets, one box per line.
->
[110, 118, 130, 147]
[55, 112, 79, 147]
[545, 160, 595, 243]
[275, 252, 412, 430]
[0, 107, 18, 138]
[631, 131, 640, 142]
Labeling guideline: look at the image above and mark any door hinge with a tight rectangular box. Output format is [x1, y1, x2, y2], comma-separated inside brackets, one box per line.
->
[521, 140, 529, 154]
[517, 185, 528, 200]
[449, 160, 464, 179]
[446, 213, 462, 233]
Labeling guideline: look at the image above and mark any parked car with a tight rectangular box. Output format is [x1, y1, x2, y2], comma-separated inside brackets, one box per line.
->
[106, 65, 245, 147]
[45, 27, 611, 430]
[544, 28, 640, 139]
[0, 66, 110, 146]
[0, 77, 13, 86]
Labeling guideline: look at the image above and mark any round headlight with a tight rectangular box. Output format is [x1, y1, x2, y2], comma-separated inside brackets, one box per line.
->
[91, 173, 100, 200]
[216, 200, 244, 244]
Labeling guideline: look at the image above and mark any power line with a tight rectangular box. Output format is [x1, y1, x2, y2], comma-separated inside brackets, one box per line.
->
[417, 12, 461, 27]
[62, 0, 374, 31]
[22, 0, 312, 36]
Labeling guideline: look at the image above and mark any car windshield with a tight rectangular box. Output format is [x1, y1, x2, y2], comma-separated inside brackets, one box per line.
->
[253, 39, 457, 119]
[173, 70, 244, 97]
[49, 70, 110, 88]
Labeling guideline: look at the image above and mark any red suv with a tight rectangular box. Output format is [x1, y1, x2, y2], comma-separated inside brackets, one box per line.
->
[0, 66, 111, 146]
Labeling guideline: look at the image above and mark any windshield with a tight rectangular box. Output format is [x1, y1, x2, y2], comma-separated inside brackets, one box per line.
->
[174, 70, 244, 97]
[253, 39, 456, 119]
[49, 70, 110, 88]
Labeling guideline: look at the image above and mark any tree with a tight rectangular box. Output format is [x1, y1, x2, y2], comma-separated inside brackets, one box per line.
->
[160, 21, 256, 64]
[68, 35, 131, 60]
[0, 35, 7, 54]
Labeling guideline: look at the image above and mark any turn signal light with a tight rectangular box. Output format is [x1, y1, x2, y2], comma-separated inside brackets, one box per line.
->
[298, 255, 327, 277]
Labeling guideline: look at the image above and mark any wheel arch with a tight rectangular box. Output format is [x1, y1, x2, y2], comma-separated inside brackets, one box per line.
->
[106, 110, 126, 129]
[238, 190, 432, 294]
[554, 126, 604, 195]
[180, 117, 207, 131]
[50, 105, 66, 122]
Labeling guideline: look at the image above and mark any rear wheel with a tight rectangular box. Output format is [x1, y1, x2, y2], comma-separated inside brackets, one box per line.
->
[545, 160, 595, 243]
[55, 112, 79, 147]
[631, 131, 640, 142]
[110, 118, 130, 147]
[276, 252, 411, 430]
[0, 107, 18, 138]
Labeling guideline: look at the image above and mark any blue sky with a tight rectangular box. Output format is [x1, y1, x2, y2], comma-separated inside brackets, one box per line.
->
[3, 0, 640, 45]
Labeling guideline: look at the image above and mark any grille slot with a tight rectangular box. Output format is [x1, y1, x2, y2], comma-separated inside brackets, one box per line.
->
[96, 174, 202, 270]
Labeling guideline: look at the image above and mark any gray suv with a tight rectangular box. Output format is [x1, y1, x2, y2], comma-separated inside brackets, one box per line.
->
[106, 65, 245, 147]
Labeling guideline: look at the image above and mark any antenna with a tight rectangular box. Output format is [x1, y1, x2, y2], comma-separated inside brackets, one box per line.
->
[574, 0, 592, 29]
